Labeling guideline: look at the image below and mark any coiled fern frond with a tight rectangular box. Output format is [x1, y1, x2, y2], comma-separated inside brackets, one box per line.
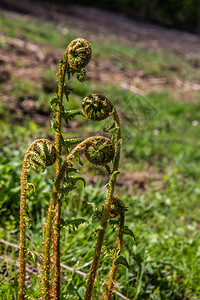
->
[84, 137, 114, 165]
[27, 140, 56, 172]
[109, 197, 126, 219]
[67, 38, 92, 70]
[82, 93, 113, 121]
[67, 136, 114, 166]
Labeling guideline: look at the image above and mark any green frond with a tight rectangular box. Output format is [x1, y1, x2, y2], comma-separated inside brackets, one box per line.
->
[64, 84, 70, 101]
[45, 143, 57, 166]
[27, 183, 36, 196]
[67, 166, 79, 174]
[26, 249, 37, 264]
[59, 185, 76, 198]
[121, 226, 137, 244]
[76, 68, 86, 82]
[74, 152, 84, 166]
[51, 118, 60, 132]
[62, 109, 82, 126]
[61, 218, 89, 232]
[92, 225, 104, 235]
[25, 294, 38, 300]
[114, 256, 129, 269]
[103, 122, 115, 133]
[87, 202, 102, 220]
[50, 94, 59, 107]
[105, 171, 120, 187]
[24, 212, 32, 228]
[29, 151, 46, 172]
[104, 164, 112, 176]
[33, 141, 46, 159]
[63, 138, 83, 153]
[67, 175, 86, 187]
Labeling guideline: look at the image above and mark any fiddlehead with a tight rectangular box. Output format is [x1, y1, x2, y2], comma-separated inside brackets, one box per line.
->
[82, 93, 113, 121]
[27, 140, 56, 172]
[66, 136, 114, 166]
[109, 197, 125, 219]
[67, 38, 92, 70]
[18, 139, 56, 300]
[84, 137, 114, 165]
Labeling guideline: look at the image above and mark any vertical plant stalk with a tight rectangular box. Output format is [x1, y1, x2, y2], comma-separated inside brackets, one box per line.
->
[42, 160, 69, 300]
[84, 110, 121, 300]
[104, 210, 125, 300]
[52, 38, 91, 299]
[18, 139, 56, 300]
[52, 53, 68, 300]
[42, 57, 68, 300]
[18, 147, 30, 300]
[52, 200, 61, 297]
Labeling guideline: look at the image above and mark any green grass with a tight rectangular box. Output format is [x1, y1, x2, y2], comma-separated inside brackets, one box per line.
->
[1, 11, 200, 80]
[0, 12, 74, 48]
[1, 10, 200, 300]
[92, 38, 200, 79]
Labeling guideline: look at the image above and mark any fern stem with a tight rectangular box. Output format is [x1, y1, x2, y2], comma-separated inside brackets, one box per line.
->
[42, 161, 69, 300]
[52, 55, 68, 299]
[42, 193, 56, 299]
[52, 200, 61, 299]
[84, 111, 121, 300]
[103, 212, 125, 300]
[18, 157, 29, 300]
[55, 57, 68, 173]
[18, 139, 53, 300]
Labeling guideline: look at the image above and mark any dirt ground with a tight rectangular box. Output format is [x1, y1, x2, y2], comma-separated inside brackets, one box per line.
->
[1, 0, 200, 58]
[1, 0, 200, 104]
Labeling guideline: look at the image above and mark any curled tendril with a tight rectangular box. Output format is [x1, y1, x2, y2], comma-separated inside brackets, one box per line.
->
[109, 197, 126, 218]
[82, 93, 113, 121]
[67, 38, 92, 70]
[27, 139, 56, 172]
[84, 137, 114, 165]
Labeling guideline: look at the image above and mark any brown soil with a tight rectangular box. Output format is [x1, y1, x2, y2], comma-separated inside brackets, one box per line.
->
[1, 33, 199, 125]
[1, 0, 200, 58]
[0, 1, 200, 114]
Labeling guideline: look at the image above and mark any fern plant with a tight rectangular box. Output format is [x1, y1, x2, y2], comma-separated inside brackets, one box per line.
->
[18, 38, 132, 300]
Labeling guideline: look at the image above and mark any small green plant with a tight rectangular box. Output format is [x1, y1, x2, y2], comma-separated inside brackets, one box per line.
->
[18, 38, 132, 299]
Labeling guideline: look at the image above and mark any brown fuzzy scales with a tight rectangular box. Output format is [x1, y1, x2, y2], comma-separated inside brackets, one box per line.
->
[18, 139, 56, 300]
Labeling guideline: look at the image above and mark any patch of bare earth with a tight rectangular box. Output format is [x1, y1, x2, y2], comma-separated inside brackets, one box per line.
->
[1, 0, 200, 57]
[0, 35, 199, 124]
[87, 59, 200, 102]
[0, 37, 59, 125]
[0, 1, 200, 102]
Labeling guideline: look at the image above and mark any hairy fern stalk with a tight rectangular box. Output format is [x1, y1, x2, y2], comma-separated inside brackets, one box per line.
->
[18, 38, 131, 300]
